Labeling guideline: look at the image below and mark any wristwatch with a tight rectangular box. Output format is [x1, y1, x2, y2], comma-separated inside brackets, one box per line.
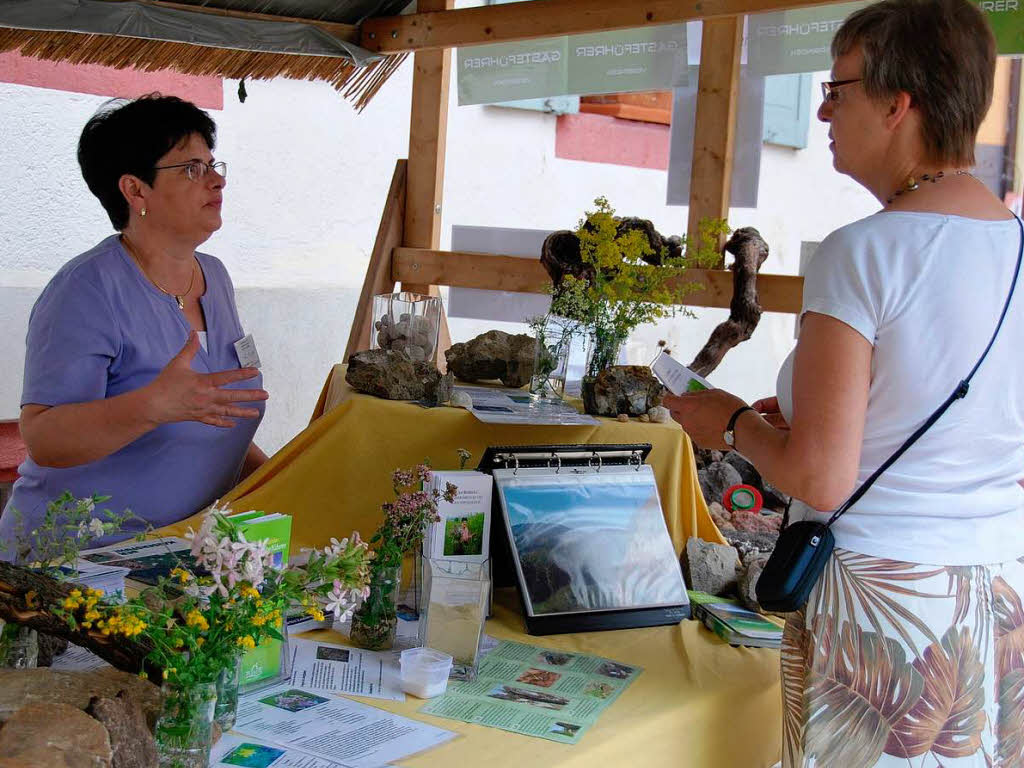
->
[723, 406, 755, 449]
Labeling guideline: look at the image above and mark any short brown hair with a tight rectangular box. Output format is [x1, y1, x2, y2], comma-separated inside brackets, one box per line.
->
[832, 0, 995, 166]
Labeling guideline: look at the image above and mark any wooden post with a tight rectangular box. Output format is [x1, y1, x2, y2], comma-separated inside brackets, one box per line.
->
[402, 0, 453, 364]
[687, 17, 743, 266]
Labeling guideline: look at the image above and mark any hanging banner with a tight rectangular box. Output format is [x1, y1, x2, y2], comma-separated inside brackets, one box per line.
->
[747, 1, 868, 76]
[566, 25, 688, 96]
[750, 0, 1024, 76]
[458, 26, 687, 106]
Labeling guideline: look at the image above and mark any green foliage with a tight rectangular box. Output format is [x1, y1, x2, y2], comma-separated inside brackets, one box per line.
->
[548, 197, 729, 373]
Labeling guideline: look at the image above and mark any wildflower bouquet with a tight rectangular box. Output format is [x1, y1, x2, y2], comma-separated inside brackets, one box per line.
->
[349, 463, 457, 650]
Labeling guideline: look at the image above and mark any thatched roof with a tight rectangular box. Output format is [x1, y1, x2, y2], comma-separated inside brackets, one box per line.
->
[0, 1, 413, 110]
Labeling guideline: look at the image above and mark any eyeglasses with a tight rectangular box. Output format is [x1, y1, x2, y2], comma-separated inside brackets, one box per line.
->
[153, 160, 227, 181]
[820, 78, 862, 103]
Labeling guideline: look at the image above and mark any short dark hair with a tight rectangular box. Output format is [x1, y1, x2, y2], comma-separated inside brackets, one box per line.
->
[832, 0, 995, 167]
[77, 94, 217, 230]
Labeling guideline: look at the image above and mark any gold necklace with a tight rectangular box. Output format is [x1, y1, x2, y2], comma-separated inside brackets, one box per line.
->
[122, 235, 196, 310]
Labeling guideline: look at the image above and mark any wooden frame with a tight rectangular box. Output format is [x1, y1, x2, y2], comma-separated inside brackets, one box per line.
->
[347, 0, 815, 362]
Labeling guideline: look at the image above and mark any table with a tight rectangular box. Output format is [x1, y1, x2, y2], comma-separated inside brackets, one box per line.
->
[211, 365, 725, 554]
[163, 365, 782, 767]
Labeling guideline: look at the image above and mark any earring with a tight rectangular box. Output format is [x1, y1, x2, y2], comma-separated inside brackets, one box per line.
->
[141, 208, 147, 218]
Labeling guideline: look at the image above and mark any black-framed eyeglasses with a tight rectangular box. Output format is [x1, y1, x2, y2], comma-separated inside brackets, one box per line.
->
[153, 160, 227, 181]
[820, 78, 862, 103]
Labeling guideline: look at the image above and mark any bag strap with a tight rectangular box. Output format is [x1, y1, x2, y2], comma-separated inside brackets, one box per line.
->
[820, 215, 1024, 528]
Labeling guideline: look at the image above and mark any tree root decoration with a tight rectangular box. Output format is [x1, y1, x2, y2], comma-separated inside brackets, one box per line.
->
[0, 560, 161, 685]
[688, 227, 770, 378]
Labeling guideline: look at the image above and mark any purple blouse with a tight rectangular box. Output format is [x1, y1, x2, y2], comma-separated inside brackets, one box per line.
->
[0, 235, 264, 548]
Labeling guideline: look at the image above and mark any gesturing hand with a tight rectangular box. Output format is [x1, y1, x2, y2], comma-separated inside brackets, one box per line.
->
[146, 331, 268, 428]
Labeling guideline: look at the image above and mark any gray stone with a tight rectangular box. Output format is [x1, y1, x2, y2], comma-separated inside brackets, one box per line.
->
[375, 312, 438, 360]
[0, 702, 112, 767]
[738, 553, 772, 613]
[722, 451, 761, 489]
[444, 330, 536, 388]
[38, 632, 69, 667]
[697, 461, 743, 508]
[761, 480, 792, 512]
[0, 668, 161, 728]
[87, 691, 157, 768]
[682, 537, 739, 596]
[581, 366, 665, 417]
[346, 349, 453, 405]
[722, 529, 778, 566]
[693, 446, 725, 471]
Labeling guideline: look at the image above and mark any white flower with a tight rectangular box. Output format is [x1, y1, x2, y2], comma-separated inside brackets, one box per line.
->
[77, 520, 89, 538]
[323, 579, 357, 622]
[88, 518, 105, 537]
[85, 499, 96, 513]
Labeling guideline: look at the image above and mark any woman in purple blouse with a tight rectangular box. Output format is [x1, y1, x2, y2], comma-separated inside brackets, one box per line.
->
[0, 95, 268, 546]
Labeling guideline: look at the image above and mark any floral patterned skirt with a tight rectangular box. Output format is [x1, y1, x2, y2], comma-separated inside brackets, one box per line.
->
[781, 548, 1024, 768]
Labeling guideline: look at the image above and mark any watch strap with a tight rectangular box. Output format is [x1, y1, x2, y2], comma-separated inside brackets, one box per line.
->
[726, 405, 755, 434]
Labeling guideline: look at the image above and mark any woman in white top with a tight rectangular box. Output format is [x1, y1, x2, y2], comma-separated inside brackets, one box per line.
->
[667, 1, 1024, 765]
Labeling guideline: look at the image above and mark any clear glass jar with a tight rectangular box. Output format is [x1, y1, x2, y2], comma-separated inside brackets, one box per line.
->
[371, 292, 442, 363]
[154, 680, 217, 768]
[214, 655, 242, 731]
[0, 621, 38, 669]
[419, 559, 490, 681]
[349, 564, 401, 651]
[529, 316, 588, 399]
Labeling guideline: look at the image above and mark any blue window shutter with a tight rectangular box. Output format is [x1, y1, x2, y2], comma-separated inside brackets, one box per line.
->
[492, 96, 580, 115]
[762, 74, 811, 149]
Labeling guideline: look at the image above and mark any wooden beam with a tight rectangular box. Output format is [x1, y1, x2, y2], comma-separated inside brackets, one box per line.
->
[687, 17, 742, 266]
[360, 0, 837, 54]
[402, 0, 453, 365]
[344, 159, 407, 361]
[392, 248, 804, 313]
[137, 0, 359, 44]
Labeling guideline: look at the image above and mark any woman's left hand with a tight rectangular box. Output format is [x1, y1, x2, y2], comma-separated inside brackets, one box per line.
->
[662, 389, 750, 450]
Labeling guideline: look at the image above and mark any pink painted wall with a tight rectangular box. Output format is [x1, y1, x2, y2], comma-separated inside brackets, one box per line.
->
[555, 113, 670, 170]
[0, 51, 222, 110]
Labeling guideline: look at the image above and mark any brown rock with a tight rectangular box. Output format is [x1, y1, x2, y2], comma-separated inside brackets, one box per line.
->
[581, 366, 665, 417]
[0, 668, 161, 728]
[0, 702, 111, 767]
[87, 691, 158, 768]
[444, 330, 536, 387]
[345, 348, 453, 405]
[682, 537, 740, 596]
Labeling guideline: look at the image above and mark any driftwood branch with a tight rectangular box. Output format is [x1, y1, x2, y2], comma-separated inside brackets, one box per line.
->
[0, 561, 162, 685]
[688, 227, 770, 377]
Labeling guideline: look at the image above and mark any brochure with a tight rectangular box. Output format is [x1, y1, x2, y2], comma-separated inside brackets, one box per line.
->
[211, 734, 351, 767]
[227, 511, 293, 567]
[650, 350, 713, 395]
[424, 471, 492, 563]
[418, 639, 642, 744]
[80, 536, 195, 590]
[287, 638, 404, 701]
[453, 385, 599, 426]
[689, 594, 783, 648]
[234, 684, 456, 767]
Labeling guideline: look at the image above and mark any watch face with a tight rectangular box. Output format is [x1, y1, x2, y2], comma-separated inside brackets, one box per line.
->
[723, 431, 735, 447]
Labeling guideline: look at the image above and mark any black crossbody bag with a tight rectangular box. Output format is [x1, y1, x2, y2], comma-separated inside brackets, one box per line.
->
[756, 216, 1024, 613]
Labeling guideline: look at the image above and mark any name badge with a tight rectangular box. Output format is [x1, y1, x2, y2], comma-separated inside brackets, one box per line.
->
[233, 334, 262, 369]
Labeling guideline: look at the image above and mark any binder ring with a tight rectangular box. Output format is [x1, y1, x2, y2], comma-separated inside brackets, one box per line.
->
[549, 452, 562, 473]
[631, 450, 642, 471]
[589, 451, 602, 472]
[513, 455, 520, 475]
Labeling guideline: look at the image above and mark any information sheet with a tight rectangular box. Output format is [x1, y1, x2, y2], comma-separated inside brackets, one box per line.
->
[454, 385, 598, 426]
[211, 734, 353, 767]
[50, 644, 110, 672]
[234, 685, 455, 767]
[287, 639, 403, 702]
[418, 640, 641, 744]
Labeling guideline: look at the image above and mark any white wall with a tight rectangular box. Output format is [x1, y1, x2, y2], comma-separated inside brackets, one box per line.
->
[0, 59, 877, 454]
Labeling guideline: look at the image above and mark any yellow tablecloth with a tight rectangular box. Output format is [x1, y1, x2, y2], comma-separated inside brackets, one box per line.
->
[295, 588, 782, 768]
[161, 365, 781, 767]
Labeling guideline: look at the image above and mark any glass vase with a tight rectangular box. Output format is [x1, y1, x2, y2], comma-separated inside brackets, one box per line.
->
[529, 316, 587, 399]
[214, 655, 242, 732]
[349, 565, 401, 651]
[154, 681, 217, 768]
[585, 329, 627, 378]
[419, 559, 490, 681]
[0, 621, 38, 669]
[371, 292, 442, 363]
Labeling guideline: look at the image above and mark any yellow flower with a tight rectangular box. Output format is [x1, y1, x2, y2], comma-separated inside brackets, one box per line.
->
[170, 568, 192, 584]
[196, 637, 205, 646]
[69, 589, 82, 598]
[185, 610, 209, 632]
[86, 587, 104, 597]
[24, 590, 37, 608]
[173, 637, 184, 648]
[84, 610, 101, 621]
[236, 635, 256, 650]
[240, 586, 260, 599]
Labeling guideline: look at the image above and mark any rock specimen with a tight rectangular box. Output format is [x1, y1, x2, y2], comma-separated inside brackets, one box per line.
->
[346, 349, 453, 405]
[682, 537, 739, 596]
[444, 330, 535, 387]
[738, 553, 771, 613]
[647, 406, 670, 424]
[697, 461, 743, 509]
[87, 691, 157, 768]
[581, 366, 664, 417]
[0, 668, 160, 726]
[0, 702, 112, 768]
[375, 312, 438, 363]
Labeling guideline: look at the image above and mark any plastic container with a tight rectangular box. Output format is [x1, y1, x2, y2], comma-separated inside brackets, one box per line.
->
[400, 648, 453, 699]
